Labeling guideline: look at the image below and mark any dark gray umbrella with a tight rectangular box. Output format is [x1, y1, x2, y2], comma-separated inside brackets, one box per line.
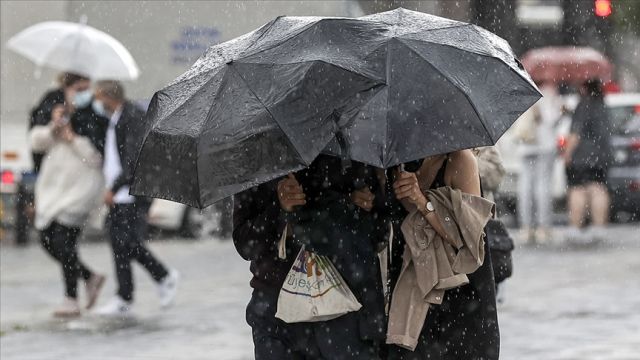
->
[132, 8, 540, 208]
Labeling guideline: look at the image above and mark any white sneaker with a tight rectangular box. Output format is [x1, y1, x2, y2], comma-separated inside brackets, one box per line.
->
[157, 269, 179, 309]
[95, 296, 132, 317]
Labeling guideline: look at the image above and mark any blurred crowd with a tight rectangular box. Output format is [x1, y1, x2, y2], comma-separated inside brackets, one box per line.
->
[28, 73, 179, 318]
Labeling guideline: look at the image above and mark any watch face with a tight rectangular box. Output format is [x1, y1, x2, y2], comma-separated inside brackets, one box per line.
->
[426, 201, 434, 212]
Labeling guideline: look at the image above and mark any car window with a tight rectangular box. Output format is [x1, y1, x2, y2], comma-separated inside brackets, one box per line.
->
[608, 106, 639, 135]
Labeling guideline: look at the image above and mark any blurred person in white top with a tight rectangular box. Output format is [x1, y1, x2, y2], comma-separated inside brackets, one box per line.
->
[513, 81, 563, 243]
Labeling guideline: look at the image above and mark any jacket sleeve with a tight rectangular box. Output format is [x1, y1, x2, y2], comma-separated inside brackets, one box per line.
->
[69, 135, 103, 169]
[111, 108, 144, 193]
[29, 125, 55, 153]
[232, 182, 286, 261]
[30, 90, 65, 129]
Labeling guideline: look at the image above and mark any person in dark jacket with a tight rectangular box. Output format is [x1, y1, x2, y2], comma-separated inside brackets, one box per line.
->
[562, 78, 613, 243]
[92, 81, 179, 316]
[233, 155, 387, 360]
[29, 72, 98, 172]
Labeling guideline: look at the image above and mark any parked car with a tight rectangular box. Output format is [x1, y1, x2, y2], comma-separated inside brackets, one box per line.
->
[496, 92, 640, 223]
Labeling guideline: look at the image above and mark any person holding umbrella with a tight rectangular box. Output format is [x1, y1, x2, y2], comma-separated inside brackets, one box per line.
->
[127, 8, 538, 359]
[92, 81, 179, 317]
[29, 77, 109, 318]
[384, 150, 499, 360]
[233, 155, 387, 359]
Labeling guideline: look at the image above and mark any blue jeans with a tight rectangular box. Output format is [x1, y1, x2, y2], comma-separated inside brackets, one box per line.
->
[518, 152, 555, 228]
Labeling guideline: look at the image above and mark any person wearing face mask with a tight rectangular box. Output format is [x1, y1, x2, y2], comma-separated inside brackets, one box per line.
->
[28, 75, 110, 317]
[92, 80, 179, 317]
[29, 72, 101, 172]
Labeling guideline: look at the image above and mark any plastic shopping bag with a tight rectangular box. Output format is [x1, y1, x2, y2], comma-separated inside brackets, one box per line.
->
[275, 246, 362, 323]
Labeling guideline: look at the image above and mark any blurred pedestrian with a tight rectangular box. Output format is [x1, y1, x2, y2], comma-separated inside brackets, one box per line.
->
[513, 81, 563, 243]
[92, 81, 179, 317]
[562, 78, 613, 243]
[29, 77, 109, 317]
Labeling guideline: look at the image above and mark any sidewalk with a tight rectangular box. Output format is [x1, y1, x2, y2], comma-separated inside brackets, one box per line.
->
[1, 226, 639, 360]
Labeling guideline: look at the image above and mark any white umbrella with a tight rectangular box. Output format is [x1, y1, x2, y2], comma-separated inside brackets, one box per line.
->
[7, 19, 139, 80]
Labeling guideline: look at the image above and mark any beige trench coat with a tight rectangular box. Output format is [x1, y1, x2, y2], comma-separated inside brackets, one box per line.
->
[386, 186, 494, 351]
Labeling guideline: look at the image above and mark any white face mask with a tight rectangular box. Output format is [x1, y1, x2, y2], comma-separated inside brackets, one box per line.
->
[72, 90, 92, 108]
[92, 99, 108, 117]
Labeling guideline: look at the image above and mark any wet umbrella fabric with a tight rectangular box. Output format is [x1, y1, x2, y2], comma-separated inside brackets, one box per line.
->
[132, 8, 541, 208]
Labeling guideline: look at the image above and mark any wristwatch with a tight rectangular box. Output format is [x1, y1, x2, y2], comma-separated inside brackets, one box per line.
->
[425, 200, 435, 213]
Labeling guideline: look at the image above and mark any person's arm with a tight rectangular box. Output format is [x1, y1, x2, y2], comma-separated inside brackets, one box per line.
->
[29, 125, 55, 153]
[447, 149, 481, 196]
[563, 102, 586, 164]
[563, 133, 579, 164]
[232, 182, 286, 261]
[29, 105, 67, 153]
[394, 150, 480, 241]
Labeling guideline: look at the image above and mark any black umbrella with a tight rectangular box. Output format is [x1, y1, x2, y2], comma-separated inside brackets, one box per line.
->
[132, 8, 540, 208]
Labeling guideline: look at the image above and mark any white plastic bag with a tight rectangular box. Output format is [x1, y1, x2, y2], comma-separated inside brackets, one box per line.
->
[275, 246, 362, 323]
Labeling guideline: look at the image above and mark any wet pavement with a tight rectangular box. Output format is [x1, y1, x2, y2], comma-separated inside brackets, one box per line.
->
[1, 225, 639, 360]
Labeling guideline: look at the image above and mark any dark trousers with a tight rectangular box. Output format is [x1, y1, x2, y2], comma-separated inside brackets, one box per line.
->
[40, 221, 93, 298]
[247, 289, 381, 360]
[108, 202, 168, 302]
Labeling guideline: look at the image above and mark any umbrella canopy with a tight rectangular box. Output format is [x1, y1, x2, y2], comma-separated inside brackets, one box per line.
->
[520, 46, 612, 86]
[132, 8, 540, 208]
[7, 20, 139, 80]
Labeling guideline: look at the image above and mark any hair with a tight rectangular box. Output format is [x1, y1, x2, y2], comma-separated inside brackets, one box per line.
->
[57, 72, 90, 88]
[584, 78, 604, 98]
[95, 80, 126, 102]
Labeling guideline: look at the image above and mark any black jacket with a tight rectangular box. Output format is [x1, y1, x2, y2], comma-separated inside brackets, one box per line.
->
[30, 89, 65, 172]
[110, 101, 147, 195]
[29, 89, 108, 172]
[233, 155, 387, 340]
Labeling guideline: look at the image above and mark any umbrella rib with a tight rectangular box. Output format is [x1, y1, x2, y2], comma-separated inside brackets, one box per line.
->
[397, 23, 470, 41]
[227, 65, 308, 165]
[399, 40, 494, 143]
[240, 16, 280, 56]
[236, 19, 321, 61]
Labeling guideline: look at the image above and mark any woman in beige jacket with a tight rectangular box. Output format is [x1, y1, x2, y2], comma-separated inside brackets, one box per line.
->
[384, 149, 499, 360]
[30, 101, 107, 318]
